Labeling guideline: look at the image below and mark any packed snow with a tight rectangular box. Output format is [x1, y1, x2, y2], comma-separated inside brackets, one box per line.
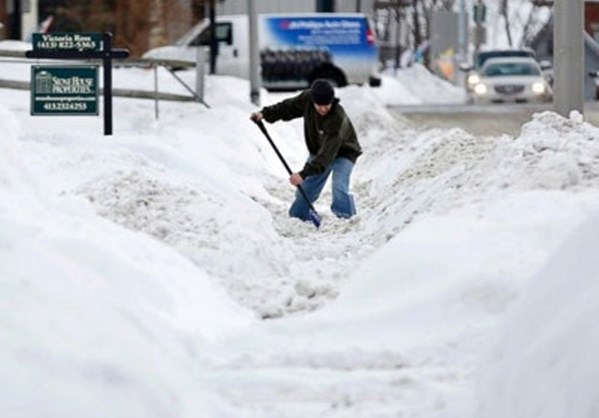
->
[1, 49, 599, 417]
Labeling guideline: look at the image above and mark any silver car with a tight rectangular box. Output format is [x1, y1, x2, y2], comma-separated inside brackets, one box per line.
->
[471, 57, 553, 104]
[464, 48, 537, 95]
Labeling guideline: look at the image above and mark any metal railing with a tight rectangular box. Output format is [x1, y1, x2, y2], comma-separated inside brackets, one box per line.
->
[0, 48, 210, 119]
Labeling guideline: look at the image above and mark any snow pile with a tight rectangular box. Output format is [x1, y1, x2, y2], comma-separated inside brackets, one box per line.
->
[63, 85, 410, 320]
[77, 165, 309, 318]
[2, 58, 599, 416]
[477, 212, 599, 418]
[68, 90, 599, 327]
[361, 110, 599, 224]
[0, 104, 23, 193]
[188, 106, 599, 417]
[488, 111, 599, 190]
[0, 102, 252, 418]
[375, 63, 467, 105]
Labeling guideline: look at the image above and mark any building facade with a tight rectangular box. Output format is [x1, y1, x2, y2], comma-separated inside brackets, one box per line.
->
[0, 0, 38, 40]
[216, 0, 375, 16]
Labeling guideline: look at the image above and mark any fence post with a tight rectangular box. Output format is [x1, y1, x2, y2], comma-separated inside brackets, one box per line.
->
[196, 47, 206, 101]
[154, 64, 159, 120]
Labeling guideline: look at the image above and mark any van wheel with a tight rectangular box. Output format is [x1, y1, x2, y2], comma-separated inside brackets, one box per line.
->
[369, 76, 382, 87]
[310, 65, 347, 87]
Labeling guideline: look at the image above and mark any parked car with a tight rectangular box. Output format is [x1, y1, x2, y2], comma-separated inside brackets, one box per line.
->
[470, 56, 553, 104]
[143, 13, 381, 90]
[462, 48, 538, 95]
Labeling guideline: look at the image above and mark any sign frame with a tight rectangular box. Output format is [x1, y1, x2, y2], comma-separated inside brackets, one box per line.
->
[26, 32, 129, 135]
[30, 65, 99, 116]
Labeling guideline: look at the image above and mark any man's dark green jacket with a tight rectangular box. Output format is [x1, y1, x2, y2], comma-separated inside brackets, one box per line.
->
[260, 90, 362, 179]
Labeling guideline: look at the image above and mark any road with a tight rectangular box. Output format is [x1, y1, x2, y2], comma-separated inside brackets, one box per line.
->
[389, 102, 599, 137]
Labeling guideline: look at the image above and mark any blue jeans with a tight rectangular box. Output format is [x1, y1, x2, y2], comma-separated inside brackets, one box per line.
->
[289, 157, 356, 221]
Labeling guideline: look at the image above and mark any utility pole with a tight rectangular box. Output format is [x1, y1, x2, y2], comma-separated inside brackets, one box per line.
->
[208, 0, 217, 74]
[458, 0, 467, 63]
[394, 6, 400, 69]
[248, 0, 260, 106]
[474, 0, 485, 57]
[457, 0, 468, 88]
[554, 0, 584, 117]
[9, 0, 22, 40]
[316, 0, 334, 12]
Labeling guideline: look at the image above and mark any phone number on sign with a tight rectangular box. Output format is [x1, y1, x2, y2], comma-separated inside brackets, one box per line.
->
[43, 102, 88, 111]
[36, 41, 97, 51]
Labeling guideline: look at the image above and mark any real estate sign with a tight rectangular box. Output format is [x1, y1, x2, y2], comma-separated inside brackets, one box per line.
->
[31, 65, 99, 115]
[26, 32, 129, 134]
[31, 33, 103, 53]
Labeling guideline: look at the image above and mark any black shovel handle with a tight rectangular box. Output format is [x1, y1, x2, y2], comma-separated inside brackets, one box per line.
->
[253, 119, 318, 214]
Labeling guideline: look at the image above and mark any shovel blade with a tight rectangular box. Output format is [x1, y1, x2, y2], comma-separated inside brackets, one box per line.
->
[309, 210, 322, 229]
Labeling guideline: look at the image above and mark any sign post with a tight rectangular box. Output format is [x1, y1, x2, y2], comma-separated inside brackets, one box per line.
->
[26, 32, 129, 136]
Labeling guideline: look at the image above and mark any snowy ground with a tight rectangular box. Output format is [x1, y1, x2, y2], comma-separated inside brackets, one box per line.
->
[2, 53, 599, 417]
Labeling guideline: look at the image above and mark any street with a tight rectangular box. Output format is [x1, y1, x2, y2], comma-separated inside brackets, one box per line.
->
[390, 101, 599, 136]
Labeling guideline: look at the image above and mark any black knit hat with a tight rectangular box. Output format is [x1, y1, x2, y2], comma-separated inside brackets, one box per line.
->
[310, 79, 334, 105]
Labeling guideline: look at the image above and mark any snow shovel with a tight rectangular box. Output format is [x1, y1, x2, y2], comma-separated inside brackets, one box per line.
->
[253, 119, 322, 228]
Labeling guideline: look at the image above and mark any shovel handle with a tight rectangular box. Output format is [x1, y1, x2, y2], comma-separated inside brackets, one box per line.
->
[252, 118, 319, 215]
[253, 119, 293, 175]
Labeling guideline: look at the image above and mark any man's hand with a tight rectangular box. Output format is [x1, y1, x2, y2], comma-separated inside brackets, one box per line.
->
[250, 112, 263, 122]
[289, 173, 303, 186]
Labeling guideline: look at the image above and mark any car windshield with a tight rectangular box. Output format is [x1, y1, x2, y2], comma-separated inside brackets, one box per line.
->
[482, 62, 541, 77]
[476, 50, 535, 69]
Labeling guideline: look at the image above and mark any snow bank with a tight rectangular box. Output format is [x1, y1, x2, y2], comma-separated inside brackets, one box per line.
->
[2, 60, 599, 417]
[476, 212, 599, 418]
[319, 108, 599, 336]
[374, 63, 467, 106]
[186, 97, 599, 417]
[0, 104, 22, 192]
[478, 111, 599, 190]
[0, 103, 253, 418]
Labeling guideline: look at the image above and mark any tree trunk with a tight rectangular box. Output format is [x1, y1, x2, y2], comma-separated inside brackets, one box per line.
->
[147, 0, 166, 49]
[412, 0, 423, 52]
[501, 0, 513, 47]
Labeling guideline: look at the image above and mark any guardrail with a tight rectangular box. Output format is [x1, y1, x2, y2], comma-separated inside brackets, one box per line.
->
[0, 78, 196, 102]
[0, 47, 195, 69]
[0, 49, 208, 118]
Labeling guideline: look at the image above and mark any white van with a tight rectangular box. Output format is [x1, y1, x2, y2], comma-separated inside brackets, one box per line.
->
[143, 13, 381, 90]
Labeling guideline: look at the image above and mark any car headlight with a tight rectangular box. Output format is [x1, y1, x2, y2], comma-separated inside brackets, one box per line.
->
[474, 83, 487, 95]
[532, 82, 546, 94]
[468, 74, 481, 85]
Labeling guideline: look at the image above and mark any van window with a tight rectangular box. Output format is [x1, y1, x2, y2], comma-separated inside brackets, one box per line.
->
[190, 22, 232, 46]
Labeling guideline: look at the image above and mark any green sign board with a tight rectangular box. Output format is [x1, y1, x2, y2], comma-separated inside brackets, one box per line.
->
[32, 33, 103, 52]
[473, 4, 487, 23]
[31, 65, 99, 116]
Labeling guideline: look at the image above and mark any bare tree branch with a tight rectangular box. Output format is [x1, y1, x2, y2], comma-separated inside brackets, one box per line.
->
[501, 0, 514, 47]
